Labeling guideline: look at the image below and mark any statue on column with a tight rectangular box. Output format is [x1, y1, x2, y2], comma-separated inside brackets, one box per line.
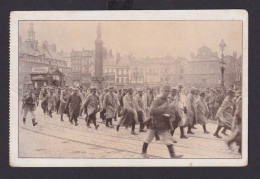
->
[96, 23, 102, 41]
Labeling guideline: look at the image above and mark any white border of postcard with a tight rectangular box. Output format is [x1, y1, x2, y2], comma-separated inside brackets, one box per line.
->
[10, 10, 248, 167]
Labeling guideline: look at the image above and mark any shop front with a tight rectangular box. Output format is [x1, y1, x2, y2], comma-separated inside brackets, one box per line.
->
[30, 68, 65, 88]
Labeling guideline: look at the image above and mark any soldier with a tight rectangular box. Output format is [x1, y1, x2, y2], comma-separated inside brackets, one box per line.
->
[22, 87, 38, 126]
[227, 90, 242, 153]
[99, 88, 108, 123]
[58, 86, 70, 121]
[82, 87, 99, 129]
[168, 87, 188, 139]
[141, 85, 183, 158]
[213, 90, 235, 138]
[66, 88, 82, 126]
[135, 88, 146, 132]
[116, 87, 138, 135]
[103, 86, 117, 128]
[194, 91, 210, 134]
[186, 88, 197, 134]
[42, 88, 56, 118]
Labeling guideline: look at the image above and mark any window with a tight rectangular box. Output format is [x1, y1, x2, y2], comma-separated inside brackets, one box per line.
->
[116, 78, 119, 83]
[122, 69, 124, 75]
[121, 78, 124, 83]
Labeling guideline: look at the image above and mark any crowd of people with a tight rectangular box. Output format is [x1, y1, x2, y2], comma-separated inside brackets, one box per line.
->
[21, 83, 242, 158]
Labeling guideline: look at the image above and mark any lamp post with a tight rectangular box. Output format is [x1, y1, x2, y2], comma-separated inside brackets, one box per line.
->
[219, 39, 226, 88]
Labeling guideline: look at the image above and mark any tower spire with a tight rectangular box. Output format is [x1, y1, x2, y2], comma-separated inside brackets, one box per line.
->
[27, 23, 36, 41]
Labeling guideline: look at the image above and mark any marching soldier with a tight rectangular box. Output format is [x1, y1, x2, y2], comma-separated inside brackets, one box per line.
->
[141, 85, 183, 158]
[186, 87, 197, 134]
[99, 88, 108, 123]
[82, 87, 99, 129]
[58, 86, 70, 121]
[194, 91, 210, 134]
[135, 88, 146, 132]
[66, 88, 82, 126]
[116, 87, 138, 135]
[168, 87, 188, 139]
[103, 86, 117, 128]
[22, 87, 38, 126]
[213, 90, 235, 138]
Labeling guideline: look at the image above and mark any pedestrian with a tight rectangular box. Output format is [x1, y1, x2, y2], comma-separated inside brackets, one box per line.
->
[213, 90, 235, 138]
[99, 88, 108, 123]
[194, 91, 210, 134]
[58, 86, 70, 121]
[186, 87, 197, 134]
[82, 87, 99, 129]
[135, 88, 146, 132]
[141, 85, 183, 158]
[22, 87, 38, 126]
[103, 86, 117, 128]
[116, 87, 138, 135]
[66, 88, 82, 126]
[227, 90, 242, 153]
[168, 86, 188, 139]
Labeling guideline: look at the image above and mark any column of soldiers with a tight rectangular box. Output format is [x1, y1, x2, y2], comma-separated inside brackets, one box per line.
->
[21, 83, 242, 157]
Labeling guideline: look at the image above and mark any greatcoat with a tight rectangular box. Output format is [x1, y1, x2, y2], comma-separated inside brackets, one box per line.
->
[82, 93, 99, 116]
[103, 92, 117, 119]
[216, 96, 234, 128]
[185, 93, 196, 125]
[66, 93, 82, 119]
[58, 90, 70, 115]
[195, 97, 209, 125]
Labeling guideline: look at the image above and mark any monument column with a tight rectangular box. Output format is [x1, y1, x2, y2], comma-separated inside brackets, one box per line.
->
[92, 23, 104, 89]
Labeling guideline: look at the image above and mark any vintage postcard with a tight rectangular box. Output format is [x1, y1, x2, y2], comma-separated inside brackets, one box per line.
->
[10, 10, 248, 167]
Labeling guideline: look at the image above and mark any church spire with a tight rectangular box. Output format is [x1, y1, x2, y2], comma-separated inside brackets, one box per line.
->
[27, 23, 36, 41]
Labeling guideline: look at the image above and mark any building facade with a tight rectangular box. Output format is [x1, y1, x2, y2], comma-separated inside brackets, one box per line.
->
[70, 49, 94, 88]
[19, 23, 72, 92]
[184, 45, 239, 88]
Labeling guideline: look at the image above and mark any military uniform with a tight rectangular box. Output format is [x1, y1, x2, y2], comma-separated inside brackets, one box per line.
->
[58, 90, 70, 121]
[82, 92, 99, 128]
[103, 91, 116, 127]
[141, 85, 182, 158]
[22, 92, 38, 126]
[66, 92, 82, 125]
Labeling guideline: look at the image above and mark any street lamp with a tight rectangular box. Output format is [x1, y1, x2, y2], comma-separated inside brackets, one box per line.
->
[219, 39, 227, 88]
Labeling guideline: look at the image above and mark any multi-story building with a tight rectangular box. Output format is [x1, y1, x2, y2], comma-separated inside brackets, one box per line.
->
[70, 49, 94, 87]
[114, 54, 131, 88]
[184, 45, 239, 88]
[19, 23, 72, 91]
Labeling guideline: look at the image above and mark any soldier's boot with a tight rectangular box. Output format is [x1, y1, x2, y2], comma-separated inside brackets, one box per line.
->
[167, 145, 183, 158]
[116, 125, 120, 132]
[187, 125, 194, 134]
[221, 128, 228, 136]
[105, 119, 110, 127]
[180, 127, 188, 139]
[23, 118, 26, 125]
[60, 115, 64, 122]
[131, 130, 138, 135]
[141, 142, 149, 158]
[203, 125, 210, 134]
[213, 126, 222, 138]
[32, 118, 38, 126]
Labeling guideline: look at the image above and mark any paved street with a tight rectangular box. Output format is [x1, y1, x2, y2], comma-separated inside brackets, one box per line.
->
[19, 106, 241, 159]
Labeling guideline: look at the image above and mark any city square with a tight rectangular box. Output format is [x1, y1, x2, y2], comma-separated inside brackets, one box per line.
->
[17, 20, 243, 160]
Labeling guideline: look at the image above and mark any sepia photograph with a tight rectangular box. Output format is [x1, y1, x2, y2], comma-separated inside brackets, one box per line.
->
[9, 10, 248, 167]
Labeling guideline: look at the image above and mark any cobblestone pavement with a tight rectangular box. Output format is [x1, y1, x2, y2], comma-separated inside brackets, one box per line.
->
[19, 106, 241, 159]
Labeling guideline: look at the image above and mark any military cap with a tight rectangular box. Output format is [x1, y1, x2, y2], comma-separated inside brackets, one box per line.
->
[137, 88, 143, 92]
[162, 85, 171, 91]
[108, 86, 114, 89]
[90, 86, 97, 90]
[227, 89, 234, 95]
[190, 87, 196, 92]
[171, 87, 178, 91]
[177, 84, 183, 88]
[128, 87, 133, 91]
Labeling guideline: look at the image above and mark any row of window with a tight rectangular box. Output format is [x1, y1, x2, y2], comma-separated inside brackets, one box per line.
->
[72, 58, 92, 65]
[20, 54, 67, 66]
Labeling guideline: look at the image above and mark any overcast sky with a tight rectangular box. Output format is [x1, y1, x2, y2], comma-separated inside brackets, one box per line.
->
[19, 21, 242, 59]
